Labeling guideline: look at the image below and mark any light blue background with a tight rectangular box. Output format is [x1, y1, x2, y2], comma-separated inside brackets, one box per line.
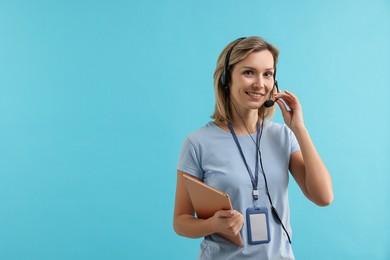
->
[1, 0, 389, 259]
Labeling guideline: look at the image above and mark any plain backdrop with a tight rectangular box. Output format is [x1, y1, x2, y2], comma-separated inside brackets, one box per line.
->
[0, 0, 389, 259]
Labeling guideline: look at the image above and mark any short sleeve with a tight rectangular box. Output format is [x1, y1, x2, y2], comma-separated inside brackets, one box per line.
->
[289, 128, 301, 155]
[177, 137, 204, 179]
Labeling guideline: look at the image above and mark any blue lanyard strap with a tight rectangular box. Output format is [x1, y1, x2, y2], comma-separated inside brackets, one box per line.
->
[228, 120, 261, 200]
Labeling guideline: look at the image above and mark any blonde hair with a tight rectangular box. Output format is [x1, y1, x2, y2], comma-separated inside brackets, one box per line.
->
[211, 36, 279, 122]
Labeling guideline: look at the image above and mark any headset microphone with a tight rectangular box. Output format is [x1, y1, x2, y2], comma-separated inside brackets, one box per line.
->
[263, 80, 280, 108]
[264, 99, 275, 108]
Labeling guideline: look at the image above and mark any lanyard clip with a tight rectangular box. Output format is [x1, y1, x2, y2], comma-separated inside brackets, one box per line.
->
[252, 189, 259, 200]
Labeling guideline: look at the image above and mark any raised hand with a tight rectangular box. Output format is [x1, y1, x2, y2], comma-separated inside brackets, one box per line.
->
[274, 90, 305, 132]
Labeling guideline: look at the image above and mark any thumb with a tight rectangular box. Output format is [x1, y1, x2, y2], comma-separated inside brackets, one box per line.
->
[216, 210, 236, 218]
[276, 99, 288, 116]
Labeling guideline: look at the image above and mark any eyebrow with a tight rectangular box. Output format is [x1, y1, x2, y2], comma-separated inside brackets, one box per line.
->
[240, 66, 274, 71]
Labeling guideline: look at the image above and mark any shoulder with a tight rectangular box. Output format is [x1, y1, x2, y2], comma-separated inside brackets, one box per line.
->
[186, 121, 227, 144]
[265, 120, 292, 136]
[265, 120, 297, 145]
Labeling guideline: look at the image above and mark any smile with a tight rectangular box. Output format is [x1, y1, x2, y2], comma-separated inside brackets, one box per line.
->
[245, 91, 264, 98]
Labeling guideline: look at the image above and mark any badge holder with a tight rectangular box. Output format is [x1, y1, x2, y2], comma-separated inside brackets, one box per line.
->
[246, 207, 271, 245]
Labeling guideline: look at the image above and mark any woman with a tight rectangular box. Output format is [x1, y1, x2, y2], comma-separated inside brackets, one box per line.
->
[173, 36, 333, 259]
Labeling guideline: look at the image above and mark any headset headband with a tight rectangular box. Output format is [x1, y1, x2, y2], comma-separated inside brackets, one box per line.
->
[220, 37, 246, 89]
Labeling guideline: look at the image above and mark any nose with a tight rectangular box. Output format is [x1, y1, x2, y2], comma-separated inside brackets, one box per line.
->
[253, 75, 274, 92]
[253, 75, 264, 88]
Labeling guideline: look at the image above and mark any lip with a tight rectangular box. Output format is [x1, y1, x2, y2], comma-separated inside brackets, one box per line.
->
[245, 91, 265, 100]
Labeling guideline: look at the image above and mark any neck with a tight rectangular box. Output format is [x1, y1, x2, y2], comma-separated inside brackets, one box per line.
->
[230, 105, 259, 135]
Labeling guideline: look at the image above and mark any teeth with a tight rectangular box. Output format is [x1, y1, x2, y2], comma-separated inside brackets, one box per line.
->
[246, 92, 263, 97]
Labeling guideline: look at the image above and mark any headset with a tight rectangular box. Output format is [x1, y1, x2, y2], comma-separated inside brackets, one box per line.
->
[219, 37, 280, 107]
[219, 37, 292, 244]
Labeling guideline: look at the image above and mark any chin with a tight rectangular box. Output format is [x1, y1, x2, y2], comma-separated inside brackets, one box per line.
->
[248, 102, 264, 110]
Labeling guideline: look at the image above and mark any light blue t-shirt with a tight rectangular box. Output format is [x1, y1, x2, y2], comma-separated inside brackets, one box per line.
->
[177, 120, 300, 260]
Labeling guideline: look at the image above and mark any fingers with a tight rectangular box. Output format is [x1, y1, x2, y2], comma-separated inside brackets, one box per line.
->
[274, 90, 305, 130]
[276, 99, 289, 115]
[274, 90, 300, 111]
[225, 212, 244, 235]
[214, 210, 244, 236]
[216, 210, 236, 218]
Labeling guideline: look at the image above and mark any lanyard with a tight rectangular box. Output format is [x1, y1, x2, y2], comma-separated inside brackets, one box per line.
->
[228, 120, 261, 200]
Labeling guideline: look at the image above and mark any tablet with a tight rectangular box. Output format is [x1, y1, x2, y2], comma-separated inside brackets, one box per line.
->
[182, 173, 244, 247]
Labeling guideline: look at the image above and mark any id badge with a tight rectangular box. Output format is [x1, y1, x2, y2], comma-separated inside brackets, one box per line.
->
[246, 207, 271, 244]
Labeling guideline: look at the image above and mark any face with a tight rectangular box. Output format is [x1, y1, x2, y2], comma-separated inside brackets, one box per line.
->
[229, 50, 275, 113]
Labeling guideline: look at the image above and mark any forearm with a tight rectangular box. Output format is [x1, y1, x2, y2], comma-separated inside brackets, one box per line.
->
[174, 214, 215, 238]
[293, 126, 334, 206]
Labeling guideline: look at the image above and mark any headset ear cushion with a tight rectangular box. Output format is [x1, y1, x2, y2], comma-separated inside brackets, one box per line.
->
[220, 71, 230, 89]
[220, 72, 225, 86]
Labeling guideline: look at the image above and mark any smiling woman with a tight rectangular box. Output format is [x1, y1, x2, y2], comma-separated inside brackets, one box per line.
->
[212, 37, 279, 124]
[227, 51, 275, 123]
[173, 36, 333, 260]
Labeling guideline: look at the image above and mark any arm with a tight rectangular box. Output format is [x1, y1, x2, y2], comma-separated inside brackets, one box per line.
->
[275, 91, 334, 206]
[173, 170, 244, 238]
